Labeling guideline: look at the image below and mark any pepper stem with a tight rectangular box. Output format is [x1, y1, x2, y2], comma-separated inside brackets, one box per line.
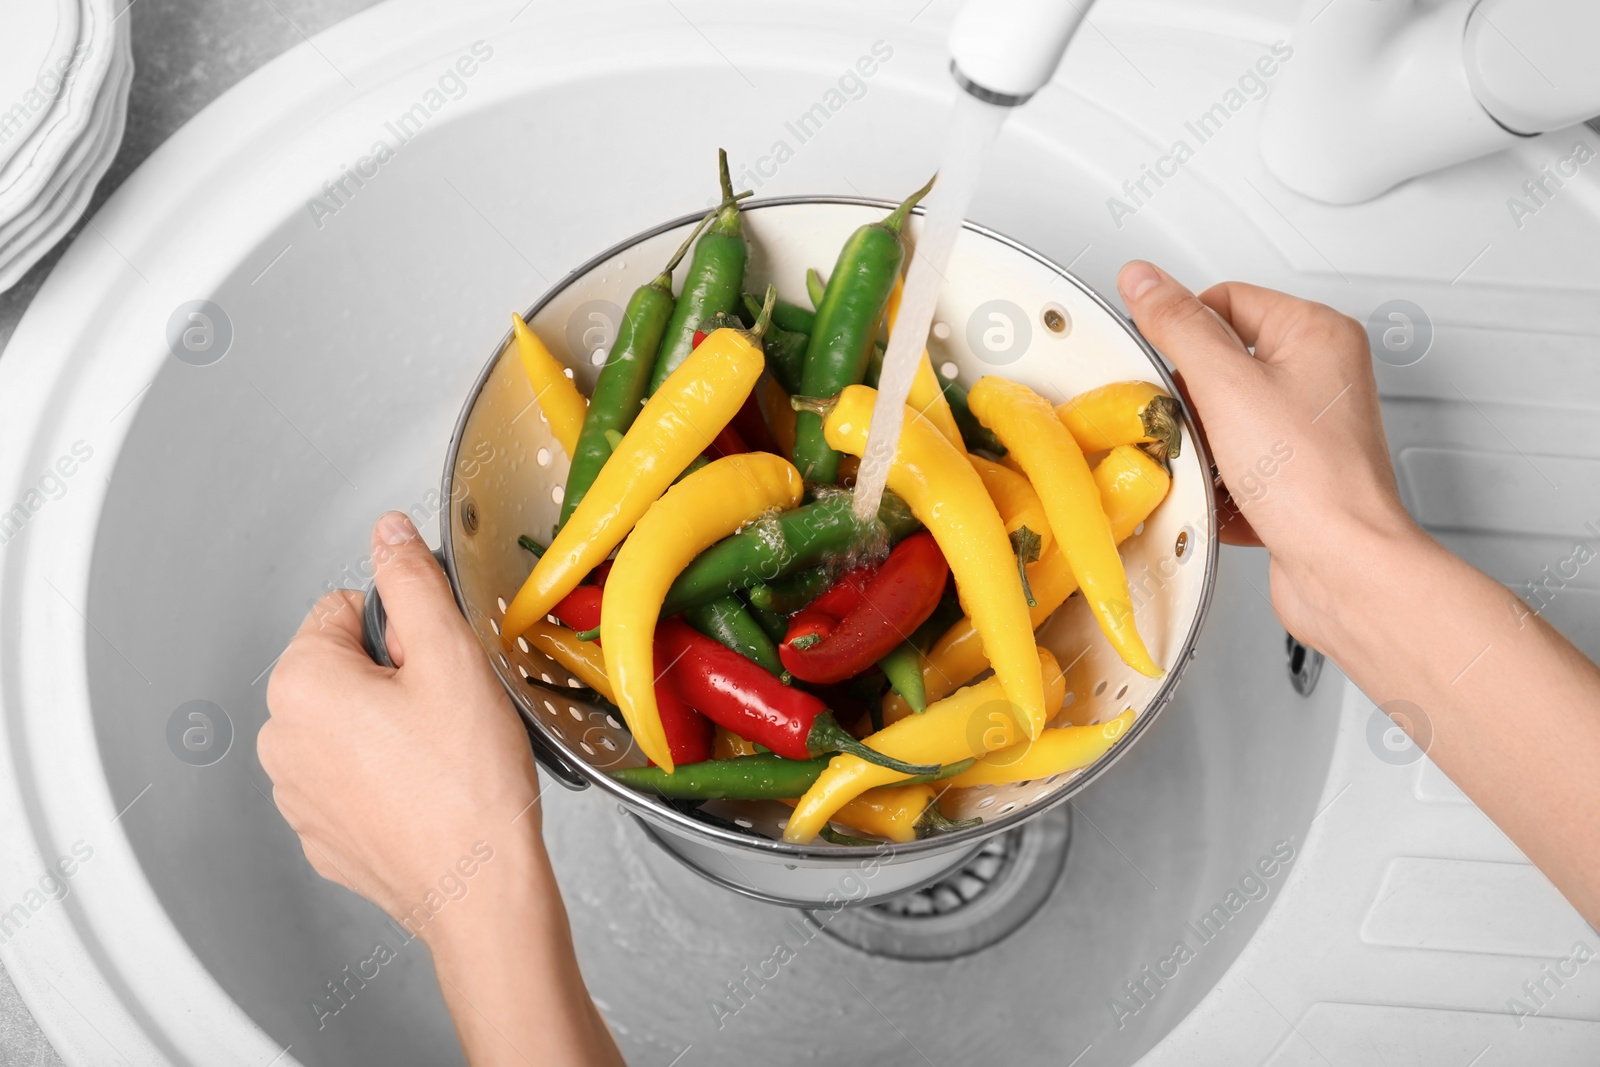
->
[915, 798, 983, 838]
[789, 394, 840, 419]
[808, 713, 941, 776]
[518, 535, 546, 557]
[708, 148, 745, 237]
[575, 625, 600, 642]
[1010, 525, 1042, 608]
[883, 173, 938, 234]
[806, 267, 828, 309]
[750, 284, 777, 343]
[1139, 395, 1183, 462]
[819, 824, 879, 847]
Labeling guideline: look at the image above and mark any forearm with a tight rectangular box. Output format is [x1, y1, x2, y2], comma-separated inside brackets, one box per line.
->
[424, 835, 624, 1067]
[1315, 522, 1600, 923]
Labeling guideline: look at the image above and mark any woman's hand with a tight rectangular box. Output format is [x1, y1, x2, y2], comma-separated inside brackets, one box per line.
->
[260, 512, 625, 1065]
[1116, 261, 1421, 656]
[259, 511, 543, 930]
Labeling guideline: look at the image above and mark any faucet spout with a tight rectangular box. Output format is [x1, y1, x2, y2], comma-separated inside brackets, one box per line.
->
[949, 0, 1092, 106]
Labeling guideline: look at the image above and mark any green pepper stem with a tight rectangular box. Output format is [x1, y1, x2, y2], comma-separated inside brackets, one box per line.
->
[655, 210, 717, 287]
[805, 267, 828, 310]
[789, 393, 840, 419]
[749, 284, 777, 343]
[1010, 525, 1042, 609]
[1139, 395, 1183, 462]
[709, 148, 745, 237]
[575, 625, 600, 642]
[916, 798, 983, 838]
[883, 173, 938, 234]
[517, 534, 546, 557]
[809, 713, 941, 776]
[819, 824, 880, 847]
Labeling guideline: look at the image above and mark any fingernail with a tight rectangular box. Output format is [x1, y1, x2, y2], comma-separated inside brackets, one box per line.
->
[1119, 261, 1161, 302]
[377, 511, 419, 546]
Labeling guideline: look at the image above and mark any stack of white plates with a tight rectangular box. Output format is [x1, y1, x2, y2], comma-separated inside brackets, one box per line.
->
[0, 0, 132, 292]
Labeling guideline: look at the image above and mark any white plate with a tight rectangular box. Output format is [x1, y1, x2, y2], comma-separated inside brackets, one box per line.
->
[0, 0, 80, 173]
[0, 32, 129, 291]
[0, 0, 119, 215]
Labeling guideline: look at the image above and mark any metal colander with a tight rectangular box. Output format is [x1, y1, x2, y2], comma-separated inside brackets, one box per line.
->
[423, 198, 1217, 907]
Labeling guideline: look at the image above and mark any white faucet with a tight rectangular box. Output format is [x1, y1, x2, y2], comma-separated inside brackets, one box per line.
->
[1261, 0, 1600, 203]
[949, 0, 1091, 105]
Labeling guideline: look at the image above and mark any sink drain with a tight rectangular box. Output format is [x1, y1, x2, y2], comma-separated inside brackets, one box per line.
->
[809, 806, 1072, 960]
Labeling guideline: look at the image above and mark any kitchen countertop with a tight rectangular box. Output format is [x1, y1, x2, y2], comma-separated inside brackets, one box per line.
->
[0, 3, 378, 1059]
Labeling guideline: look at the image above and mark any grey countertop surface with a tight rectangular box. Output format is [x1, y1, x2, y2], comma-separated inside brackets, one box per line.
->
[0, 3, 378, 1060]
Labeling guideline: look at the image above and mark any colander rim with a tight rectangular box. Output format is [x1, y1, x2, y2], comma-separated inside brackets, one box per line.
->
[439, 194, 1220, 861]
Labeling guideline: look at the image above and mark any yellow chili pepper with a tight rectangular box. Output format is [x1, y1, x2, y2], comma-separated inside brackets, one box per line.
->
[521, 619, 615, 703]
[945, 709, 1135, 788]
[784, 647, 1063, 843]
[882, 445, 1170, 725]
[500, 324, 765, 646]
[829, 785, 935, 843]
[819, 385, 1045, 738]
[511, 313, 587, 457]
[1055, 380, 1182, 461]
[969, 455, 1052, 555]
[602, 453, 803, 771]
[759, 376, 797, 458]
[886, 276, 964, 451]
[969, 378, 1163, 679]
[713, 726, 759, 759]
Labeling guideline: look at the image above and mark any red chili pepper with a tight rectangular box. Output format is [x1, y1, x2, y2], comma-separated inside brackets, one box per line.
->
[549, 586, 711, 767]
[707, 423, 749, 460]
[731, 388, 782, 456]
[654, 620, 939, 776]
[780, 532, 948, 684]
[780, 564, 874, 654]
[591, 559, 614, 588]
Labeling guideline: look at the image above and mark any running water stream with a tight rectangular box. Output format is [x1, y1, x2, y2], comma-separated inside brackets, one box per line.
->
[850, 91, 1011, 523]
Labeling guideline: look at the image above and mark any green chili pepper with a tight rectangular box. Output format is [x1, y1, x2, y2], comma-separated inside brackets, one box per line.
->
[648, 149, 749, 393]
[792, 175, 935, 483]
[771, 298, 816, 335]
[745, 600, 790, 644]
[661, 488, 920, 616]
[685, 596, 790, 682]
[610, 753, 976, 799]
[877, 643, 927, 715]
[746, 565, 834, 614]
[558, 214, 713, 528]
[805, 267, 827, 310]
[937, 368, 1008, 456]
[744, 293, 808, 394]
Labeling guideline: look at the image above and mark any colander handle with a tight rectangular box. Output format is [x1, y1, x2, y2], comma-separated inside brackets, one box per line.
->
[360, 550, 591, 791]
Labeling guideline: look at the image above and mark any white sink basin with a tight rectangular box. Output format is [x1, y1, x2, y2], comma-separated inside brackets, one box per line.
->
[2, 2, 1596, 1063]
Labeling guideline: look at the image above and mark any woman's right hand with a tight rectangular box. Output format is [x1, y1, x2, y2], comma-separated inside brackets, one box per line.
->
[1115, 261, 1422, 657]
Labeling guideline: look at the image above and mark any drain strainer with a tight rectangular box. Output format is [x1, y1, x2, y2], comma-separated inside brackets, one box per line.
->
[809, 805, 1072, 960]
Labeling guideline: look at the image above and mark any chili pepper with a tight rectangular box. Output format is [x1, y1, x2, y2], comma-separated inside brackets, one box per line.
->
[822, 784, 980, 843]
[612, 749, 975, 800]
[659, 487, 919, 616]
[521, 620, 615, 702]
[745, 566, 833, 614]
[969, 377, 1163, 679]
[591, 559, 614, 588]
[805, 267, 828, 309]
[758, 376, 798, 458]
[598, 451, 802, 770]
[1055, 381, 1182, 462]
[881, 445, 1171, 725]
[885, 275, 964, 451]
[548, 585, 713, 763]
[712, 725, 759, 759]
[685, 595, 789, 680]
[745, 601, 790, 645]
[809, 385, 1047, 738]
[969, 455, 1052, 554]
[707, 423, 749, 460]
[947, 709, 1134, 788]
[511, 313, 587, 457]
[731, 387, 782, 456]
[792, 175, 935, 484]
[648, 149, 749, 392]
[558, 215, 712, 527]
[780, 532, 948, 684]
[499, 293, 773, 648]
[935, 368, 1007, 456]
[518, 535, 546, 557]
[654, 619, 940, 776]
[783, 646, 1064, 843]
[745, 293, 809, 394]
[876, 643, 927, 715]
[770, 298, 816, 336]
